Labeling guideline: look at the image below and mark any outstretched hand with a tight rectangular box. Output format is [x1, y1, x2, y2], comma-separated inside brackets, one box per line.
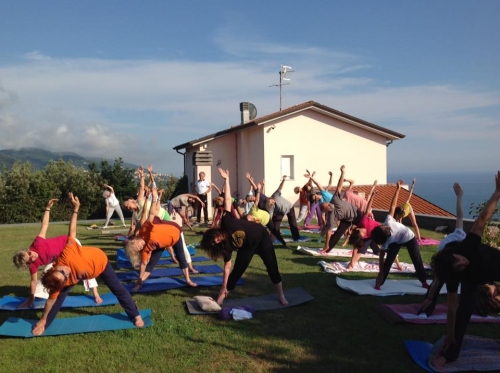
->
[328, 171, 332, 176]
[46, 199, 59, 209]
[340, 165, 345, 172]
[245, 172, 251, 180]
[68, 192, 80, 209]
[453, 182, 463, 197]
[219, 168, 229, 179]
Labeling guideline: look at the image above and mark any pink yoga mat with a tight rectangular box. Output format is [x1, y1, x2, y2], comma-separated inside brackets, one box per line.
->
[382, 303, 500, 324]
[418, 237, 440, 246]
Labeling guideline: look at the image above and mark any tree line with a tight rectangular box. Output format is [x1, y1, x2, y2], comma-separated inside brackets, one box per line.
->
[0, 158, 186, 224]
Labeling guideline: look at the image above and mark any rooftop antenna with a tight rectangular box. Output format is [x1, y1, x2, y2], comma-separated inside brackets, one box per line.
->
[269, 64, 295, 111]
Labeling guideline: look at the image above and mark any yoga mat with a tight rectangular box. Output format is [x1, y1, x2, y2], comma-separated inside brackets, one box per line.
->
[116, 246, 196, 262]
[186, 287, 314, 315]
[0, 293, 119, 311]
[125, 276, 243, 293]
[296, 246, 379, 259]
[101, 228, 129, 234]
[115, 255, 210, 269]
[407, 336, 500, 372]
[375, 303, 500, 325]
[116, 264, 223, 281]
[0, 309, 152, 338]
[404, 340, 434, 373]
[301, 224, 321, 229]
[336, 278, 448, 297]
[273, 236, 310, 244]
[318, 260, 431, 274]
[418, 237, 440, 246]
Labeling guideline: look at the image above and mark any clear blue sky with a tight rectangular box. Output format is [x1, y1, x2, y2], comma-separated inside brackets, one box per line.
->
[1, 1, 499, 175]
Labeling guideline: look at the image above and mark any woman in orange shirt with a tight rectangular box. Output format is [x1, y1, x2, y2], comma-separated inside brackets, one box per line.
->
[32, 193, 144, 336]
[126, 188, 197, 292]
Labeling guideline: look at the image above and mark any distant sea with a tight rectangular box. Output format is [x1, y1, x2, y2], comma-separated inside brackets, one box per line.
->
[387, 171, 495, 219]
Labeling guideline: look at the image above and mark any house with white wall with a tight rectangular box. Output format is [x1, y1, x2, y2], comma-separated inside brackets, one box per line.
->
[173, 101, 405, 213]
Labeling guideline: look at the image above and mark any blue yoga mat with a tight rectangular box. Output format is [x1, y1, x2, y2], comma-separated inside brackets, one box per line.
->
[116, 264, 223, 281]
[404, 340, 434, 373]
[0, 309, 152, 338]
[125, 276, 243, 293]
[116, 255, 210, 269]
[273, 236, 309, 244]
[116, 246, 196, 262]
[0, 293, 119, 311]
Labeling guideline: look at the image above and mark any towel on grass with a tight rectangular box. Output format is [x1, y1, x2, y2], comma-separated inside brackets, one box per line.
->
[296, 246, 379, 259]
[318, 260, 429, 274]
[336, 277, 447, 296]
[418, 237, 440, 246]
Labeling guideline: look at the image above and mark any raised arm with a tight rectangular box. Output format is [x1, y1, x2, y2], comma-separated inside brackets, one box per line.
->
[136, 165, 145, 202]
[211, 182, 222, 196]
[103, 184, 115, 194]
[245, 172, 258, 190]
[366, 180, 378, 204]
[148, 188, 161, 222]
[406, 178, 416, 203]
[219, 169, 231, 211]
[255, 183, 262, 206]
[38, 199, 59, 238]
[454, 183, 464, 230]
[68, 192, 80, 239]
[304, 172, 325, 191]
[147, 164, 156, 189]
[335, 165, 346, 194]
[470, 171, 500, 237]
[277, 175, 287, 192]
[365, 188, 377, 215]
[327, 171, 333, 189]
[389, 180, 402, 217]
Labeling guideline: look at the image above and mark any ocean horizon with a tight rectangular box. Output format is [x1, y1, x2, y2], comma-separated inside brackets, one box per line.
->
[387, 171, 495, 219]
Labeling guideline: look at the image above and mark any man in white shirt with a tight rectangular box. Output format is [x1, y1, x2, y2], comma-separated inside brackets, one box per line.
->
[195, 172, 211, 224]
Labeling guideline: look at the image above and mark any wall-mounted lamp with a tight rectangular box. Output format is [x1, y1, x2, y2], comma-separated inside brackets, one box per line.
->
[270, 125, 276, 130]
[216, 160, 222, 166]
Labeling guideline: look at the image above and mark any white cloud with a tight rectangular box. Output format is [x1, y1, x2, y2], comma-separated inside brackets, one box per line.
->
[0, 40, 498, 174]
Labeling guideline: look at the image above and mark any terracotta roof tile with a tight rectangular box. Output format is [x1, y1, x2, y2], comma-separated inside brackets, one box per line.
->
[327, 184, 454, 217]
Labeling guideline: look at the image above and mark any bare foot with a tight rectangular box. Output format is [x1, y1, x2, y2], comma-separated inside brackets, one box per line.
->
[131, 284, 142, 292]
[134, 315, 145, 328]
[347, 263, 354, 270]
[186, 280, 198, 287]
[189, 266, 199, 274]
[94, 296, 103, 304]
[318, 250, 327, 256]
[278, 294, 289, 306]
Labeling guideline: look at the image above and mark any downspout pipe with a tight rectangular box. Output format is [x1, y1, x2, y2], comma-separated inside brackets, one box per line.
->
[175, 148, 186, 176]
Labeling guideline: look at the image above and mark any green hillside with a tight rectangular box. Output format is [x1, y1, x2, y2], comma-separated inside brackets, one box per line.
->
[0, 147, 137, 170]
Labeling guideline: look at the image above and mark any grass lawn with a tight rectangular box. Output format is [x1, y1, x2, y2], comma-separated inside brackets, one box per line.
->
[1, 220, 498, 373]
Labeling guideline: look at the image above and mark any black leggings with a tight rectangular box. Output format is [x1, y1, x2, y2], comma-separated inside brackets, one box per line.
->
[227, 235, 282, 290]
[381, 238, 427, 285]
